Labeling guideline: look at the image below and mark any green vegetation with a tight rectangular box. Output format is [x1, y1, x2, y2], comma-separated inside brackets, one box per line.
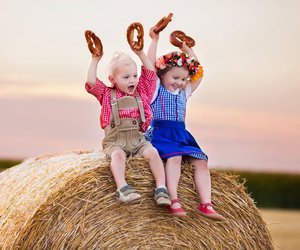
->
[1, 159, 299, 209]
[225, 170, 300, 209]
[0, 159, 22, 170]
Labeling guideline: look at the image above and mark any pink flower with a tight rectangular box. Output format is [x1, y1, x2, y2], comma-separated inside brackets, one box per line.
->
[155, 57, 166, 69]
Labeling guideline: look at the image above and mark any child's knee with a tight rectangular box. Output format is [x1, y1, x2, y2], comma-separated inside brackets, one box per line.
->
[193, 159, 208, 170]
[111, 149, 126, 161]
[167, 156, 182, 165]
[142, 146, 159, 159]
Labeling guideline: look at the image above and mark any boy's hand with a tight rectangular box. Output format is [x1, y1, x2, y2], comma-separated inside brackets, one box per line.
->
[131, 46, 144, 56]
[91, 54, 102, 61]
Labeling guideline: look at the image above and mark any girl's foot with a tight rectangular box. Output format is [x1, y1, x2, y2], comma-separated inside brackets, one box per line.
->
[169, 198, 186, 217]
[197, 203, 224, 220]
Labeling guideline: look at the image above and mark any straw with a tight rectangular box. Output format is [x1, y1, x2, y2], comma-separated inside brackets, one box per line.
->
[0, 150, 274, 249]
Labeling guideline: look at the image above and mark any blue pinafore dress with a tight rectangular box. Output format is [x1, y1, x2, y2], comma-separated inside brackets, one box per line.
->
[145, 85, 208, 160]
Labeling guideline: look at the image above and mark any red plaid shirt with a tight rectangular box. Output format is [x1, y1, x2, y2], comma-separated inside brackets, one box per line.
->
[85, 66, 156, 132]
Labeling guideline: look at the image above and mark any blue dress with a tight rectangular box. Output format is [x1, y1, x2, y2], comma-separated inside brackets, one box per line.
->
[145, 84, 208, 160]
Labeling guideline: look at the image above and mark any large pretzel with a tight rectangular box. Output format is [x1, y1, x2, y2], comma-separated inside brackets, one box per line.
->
[84, 30, 103, 57]
[170, 30, 195, 48]
[154, 13, 173, 34]
[127, 22, 144, 51]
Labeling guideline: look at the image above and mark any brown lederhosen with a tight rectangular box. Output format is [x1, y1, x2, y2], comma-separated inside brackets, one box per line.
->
[102, 89, 152, 156]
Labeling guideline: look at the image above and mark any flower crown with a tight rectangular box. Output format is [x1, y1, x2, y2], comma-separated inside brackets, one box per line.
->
[155, 52, 203, 81]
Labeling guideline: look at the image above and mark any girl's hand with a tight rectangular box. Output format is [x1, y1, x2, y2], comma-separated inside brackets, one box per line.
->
[180, 42, 193, 54]
[149, 26, 159, 40]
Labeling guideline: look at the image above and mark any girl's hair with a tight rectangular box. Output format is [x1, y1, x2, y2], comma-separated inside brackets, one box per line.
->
[106, 51, 136, 76]
[155, 52, 200, 77]
[156, 66, 173, 80]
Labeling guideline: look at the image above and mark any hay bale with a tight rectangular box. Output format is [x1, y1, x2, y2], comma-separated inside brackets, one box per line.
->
[0, 150, 274, 249]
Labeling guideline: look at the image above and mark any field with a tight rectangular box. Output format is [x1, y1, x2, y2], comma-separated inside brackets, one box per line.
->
[260, 209, 300, 249]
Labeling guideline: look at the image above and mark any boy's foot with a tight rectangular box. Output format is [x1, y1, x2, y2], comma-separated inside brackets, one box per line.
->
[169, 198, 186, 217]
[154, 187, 171, 206]
[116, 185, 141, 203]
[197, 203, 224, 220]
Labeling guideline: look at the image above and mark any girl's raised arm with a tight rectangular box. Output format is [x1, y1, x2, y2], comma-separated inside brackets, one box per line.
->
[181, 42, 203, 93]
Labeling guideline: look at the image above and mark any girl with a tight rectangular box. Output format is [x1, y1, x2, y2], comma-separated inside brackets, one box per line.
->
[146, 27, 223, 220]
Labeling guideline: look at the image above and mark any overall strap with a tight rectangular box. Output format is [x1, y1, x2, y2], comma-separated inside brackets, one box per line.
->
[110, 89, 120, 126]
[135, 95, 146, 123]
[110, 89, 146, 125]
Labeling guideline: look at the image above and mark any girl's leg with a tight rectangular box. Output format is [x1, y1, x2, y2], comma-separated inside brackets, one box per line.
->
[191, 158, 224, 219]
[165, 156, 182, 209]
[191, 159, 212, 205]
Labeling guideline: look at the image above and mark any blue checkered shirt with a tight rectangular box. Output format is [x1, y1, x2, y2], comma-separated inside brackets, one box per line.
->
[151, 85, 186, 121]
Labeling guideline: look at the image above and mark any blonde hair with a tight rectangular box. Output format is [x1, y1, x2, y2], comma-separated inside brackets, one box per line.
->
[106, 51, 136, 76]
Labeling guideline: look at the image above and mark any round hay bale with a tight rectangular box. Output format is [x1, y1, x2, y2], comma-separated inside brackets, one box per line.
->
[0, 150, 274, 249]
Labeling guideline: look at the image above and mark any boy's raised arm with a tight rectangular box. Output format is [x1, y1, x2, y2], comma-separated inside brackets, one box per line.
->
[147, 26, 159, 69]
[86, 56, 101, 88]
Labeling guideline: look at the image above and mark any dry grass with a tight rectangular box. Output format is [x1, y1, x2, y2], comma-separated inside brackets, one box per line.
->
[260, 209, 300, 250]
[0, 150, 274, 249]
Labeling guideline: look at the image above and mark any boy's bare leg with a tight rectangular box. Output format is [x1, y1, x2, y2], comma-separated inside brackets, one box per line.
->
[111, 149, 141, 202]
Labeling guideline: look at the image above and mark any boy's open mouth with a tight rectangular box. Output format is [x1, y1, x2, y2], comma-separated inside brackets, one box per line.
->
[127, 84, 135, 92]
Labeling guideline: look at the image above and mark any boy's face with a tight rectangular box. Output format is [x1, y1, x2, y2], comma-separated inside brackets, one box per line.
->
[110, 60, 138, 95]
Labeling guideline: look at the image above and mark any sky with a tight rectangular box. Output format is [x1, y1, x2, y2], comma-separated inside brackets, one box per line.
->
[0, 0, 299, 173]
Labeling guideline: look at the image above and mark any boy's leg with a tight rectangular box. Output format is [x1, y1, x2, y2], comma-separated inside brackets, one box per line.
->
[142, 146, 166, 187]
[141, 146, 171, 206]
[110, 148, 127, 189]
[111, 148, 141, 203]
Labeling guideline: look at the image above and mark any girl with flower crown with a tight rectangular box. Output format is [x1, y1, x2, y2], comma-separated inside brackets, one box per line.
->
[145, 26, 224, 220]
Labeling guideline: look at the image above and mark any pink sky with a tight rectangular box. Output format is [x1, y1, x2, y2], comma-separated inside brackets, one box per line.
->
[1, 1, 300, 173]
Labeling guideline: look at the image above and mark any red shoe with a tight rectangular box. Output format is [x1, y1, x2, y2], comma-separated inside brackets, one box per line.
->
[197, 203, 224, 220]
[169, 198, 186, 217]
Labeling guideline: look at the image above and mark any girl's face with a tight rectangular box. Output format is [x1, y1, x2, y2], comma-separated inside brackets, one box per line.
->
[109, 59, 138, 95]
[161, 66, 189, 93]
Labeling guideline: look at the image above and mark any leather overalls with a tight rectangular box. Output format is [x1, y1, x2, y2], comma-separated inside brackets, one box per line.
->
[102, 89, 150, 156]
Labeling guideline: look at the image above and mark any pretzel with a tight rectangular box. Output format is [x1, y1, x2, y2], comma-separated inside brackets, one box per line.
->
[154, 13, 173, 34]
[127, 22, 144, 51]
[84, 30, 103, 57]
[170, 30, 195, 48]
